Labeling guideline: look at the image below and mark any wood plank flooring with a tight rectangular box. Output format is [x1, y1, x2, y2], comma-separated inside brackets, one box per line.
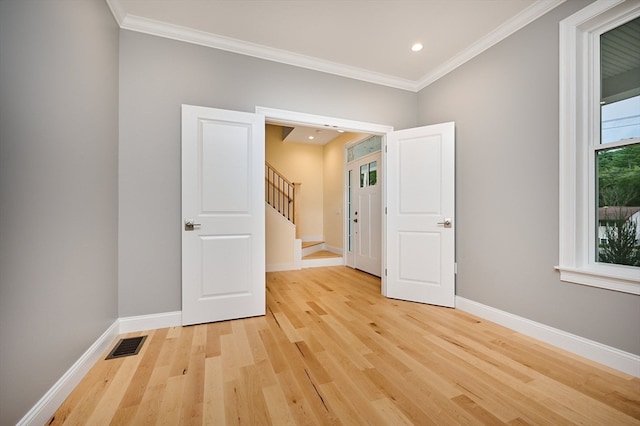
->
[49, 266, 640, 425]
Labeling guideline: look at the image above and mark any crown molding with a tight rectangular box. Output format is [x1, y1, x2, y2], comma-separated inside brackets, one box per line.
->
[415, 0, 566, 90]
[105, 0, 126, 26]
[107, 0, 566, 93]
[118, 14, 419, 92]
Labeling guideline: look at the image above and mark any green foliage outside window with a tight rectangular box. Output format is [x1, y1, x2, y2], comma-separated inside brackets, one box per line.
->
[597, 143, 640, 267]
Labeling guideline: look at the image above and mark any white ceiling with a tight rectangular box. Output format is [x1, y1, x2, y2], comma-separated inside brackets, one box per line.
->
[108, 0, 565, 92]
[283, 126, 345, 145]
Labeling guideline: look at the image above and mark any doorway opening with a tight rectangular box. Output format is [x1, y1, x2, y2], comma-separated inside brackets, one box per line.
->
[258, 107, 392, 280]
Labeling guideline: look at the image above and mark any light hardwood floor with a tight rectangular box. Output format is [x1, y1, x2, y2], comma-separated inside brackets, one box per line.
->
[50, 266, 640, 425]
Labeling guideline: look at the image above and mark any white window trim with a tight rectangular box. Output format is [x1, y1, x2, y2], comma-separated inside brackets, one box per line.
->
[558, 0, 640, 295]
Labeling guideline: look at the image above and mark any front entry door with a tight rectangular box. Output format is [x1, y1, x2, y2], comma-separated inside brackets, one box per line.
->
[385, 122, 455, 307]
[181, 105, 265, 325]
[351, 152, 382, 276]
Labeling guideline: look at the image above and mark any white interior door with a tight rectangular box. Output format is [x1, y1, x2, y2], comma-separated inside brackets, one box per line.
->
[351, 152, 382, 276]
[384, 122, 455, 307]
[181, 105, 265, 325]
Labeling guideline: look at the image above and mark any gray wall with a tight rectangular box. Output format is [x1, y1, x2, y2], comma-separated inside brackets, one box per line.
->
[118, 30, 417, 317]
[417, 0, 640, 355]
[0, 1, 119, 424]
[1, 1, 637, 422]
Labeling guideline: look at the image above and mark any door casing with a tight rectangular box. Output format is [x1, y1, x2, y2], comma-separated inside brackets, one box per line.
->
[257, 106, 393, 288]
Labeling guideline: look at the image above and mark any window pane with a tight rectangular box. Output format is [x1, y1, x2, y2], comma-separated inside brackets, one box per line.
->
[601, 96, 640, 144]
[360, 164, 367, 187]
[369, 161, 377, 186]
[600, 17, 640, 144]
[596, 143, 640, 266]
[348, 135, 382, 162]
[348, 170, 352, 252]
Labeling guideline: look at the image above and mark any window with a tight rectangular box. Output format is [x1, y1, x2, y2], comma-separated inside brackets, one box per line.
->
[347, 135, 382, 162]
[558, 0, 640, 294]
[359, 161, 378, 187]
[348, 170, 352, 252]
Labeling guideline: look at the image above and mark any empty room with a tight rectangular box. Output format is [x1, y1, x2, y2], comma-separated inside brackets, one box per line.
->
[0, 0, 638, 424]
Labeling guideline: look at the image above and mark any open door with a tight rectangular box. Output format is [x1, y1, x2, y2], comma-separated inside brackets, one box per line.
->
[384, 122, 455, 307]
[181, 105, 265, 325]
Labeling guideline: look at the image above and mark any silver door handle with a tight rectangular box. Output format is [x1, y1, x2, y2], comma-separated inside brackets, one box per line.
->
[437, 218, 452, 228]
[184, 219, 201, 231]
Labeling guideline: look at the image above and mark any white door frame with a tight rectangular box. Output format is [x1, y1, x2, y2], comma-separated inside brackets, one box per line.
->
[256, 107, 393, 136]
[256, 106, 393, 288]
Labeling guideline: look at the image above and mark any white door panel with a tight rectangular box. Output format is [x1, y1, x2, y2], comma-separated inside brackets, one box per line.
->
[399, 136, 442, 213]
[200, 122, 251, 212]
[182, 105, 265, 326]
[385, 122, 455, 307]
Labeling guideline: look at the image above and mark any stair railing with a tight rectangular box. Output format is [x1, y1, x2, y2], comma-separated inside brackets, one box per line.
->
[265, 162, 296, 224]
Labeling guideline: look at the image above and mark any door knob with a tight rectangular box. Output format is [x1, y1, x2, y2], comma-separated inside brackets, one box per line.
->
[184, 219, 201, 231]
[437, 218, 452, 228]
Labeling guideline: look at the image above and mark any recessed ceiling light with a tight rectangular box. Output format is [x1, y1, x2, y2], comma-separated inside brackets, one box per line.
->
[308, 136, 314, 140]
[411, 43, 423, 52]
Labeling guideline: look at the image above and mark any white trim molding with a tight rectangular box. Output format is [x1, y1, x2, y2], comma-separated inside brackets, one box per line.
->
[457, 296, 640, 378]
[557, 0, 640, 294]
[118, 310, 182, 334]
[115, 14, 417, 92]
[256, 106, 394, 135]
[17, 312, 183, 425]
[16, 321, 120, 426]
[416, 0, 566, 90]
[266, 263, 302, 272]
[106, 0, 565, 92]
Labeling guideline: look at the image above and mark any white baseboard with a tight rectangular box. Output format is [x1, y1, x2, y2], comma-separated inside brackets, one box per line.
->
[300, 235, 323, 243]
[118, 311, 182, 334]
[456, 296, 640, 377]
[18, 311, 183, 425]
[325, 245, 343, 255]
[266, 263, 302, 272]
[17, 320, 120, 426]
[301, 257, 344, 268]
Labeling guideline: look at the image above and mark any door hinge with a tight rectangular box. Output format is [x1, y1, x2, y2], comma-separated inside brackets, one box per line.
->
[385, 268, 388, 276]
[454, 262, 458, 274]
[385, 145, 388, 153]
[385, 207, 387, 214]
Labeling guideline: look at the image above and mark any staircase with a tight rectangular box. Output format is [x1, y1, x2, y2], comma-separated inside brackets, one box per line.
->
[265, 163, 343, 271]
[265, 161, 295, 224]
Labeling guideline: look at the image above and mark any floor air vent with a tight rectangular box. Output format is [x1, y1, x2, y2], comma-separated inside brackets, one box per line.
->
[106, 335, 147, 360]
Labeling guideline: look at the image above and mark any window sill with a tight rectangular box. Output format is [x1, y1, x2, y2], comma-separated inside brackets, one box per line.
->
[556, 265, 640, 295]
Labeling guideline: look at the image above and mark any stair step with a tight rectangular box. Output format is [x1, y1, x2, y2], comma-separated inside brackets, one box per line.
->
[301, 241, 323, 249]
[299, 241, 343, 268]
[301, 241, 326, 257]
[302, 250, 341, 260]
[301, 251, 343, 268]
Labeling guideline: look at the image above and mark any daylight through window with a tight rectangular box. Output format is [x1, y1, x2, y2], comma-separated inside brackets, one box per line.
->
[596, 17, 640, 268]
[558, 1, 640, 294]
